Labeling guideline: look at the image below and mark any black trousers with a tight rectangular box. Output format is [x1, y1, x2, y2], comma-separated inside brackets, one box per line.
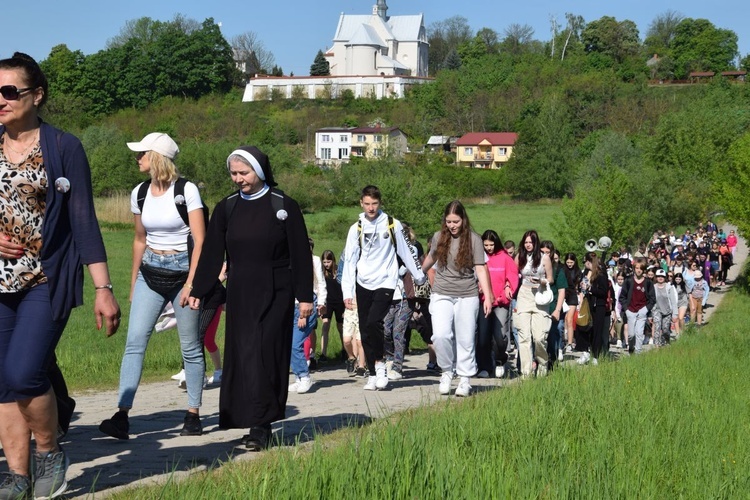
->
[356, 284, 394, 376]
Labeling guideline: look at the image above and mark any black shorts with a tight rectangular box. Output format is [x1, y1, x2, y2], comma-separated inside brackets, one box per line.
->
[322, 302, 345, 323]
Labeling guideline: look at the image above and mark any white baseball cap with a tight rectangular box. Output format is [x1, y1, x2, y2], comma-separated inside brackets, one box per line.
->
[127, 132, 179, 159]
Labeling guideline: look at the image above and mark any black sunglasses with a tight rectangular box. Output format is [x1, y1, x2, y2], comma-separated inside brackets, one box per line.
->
[0, 85, 34, 101]
[135, 151, 147, 160]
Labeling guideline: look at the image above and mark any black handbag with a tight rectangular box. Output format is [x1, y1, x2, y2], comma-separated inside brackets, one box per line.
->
[139, 263, 188, 294]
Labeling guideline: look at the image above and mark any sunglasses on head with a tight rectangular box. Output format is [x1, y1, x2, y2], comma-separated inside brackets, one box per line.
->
[0, 85, 34, 101]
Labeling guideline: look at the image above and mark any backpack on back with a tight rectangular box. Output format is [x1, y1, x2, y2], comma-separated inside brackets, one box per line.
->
[136, 177, 209, 259]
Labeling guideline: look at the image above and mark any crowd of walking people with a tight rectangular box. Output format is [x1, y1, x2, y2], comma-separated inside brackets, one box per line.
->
[0, 51, 738, 499]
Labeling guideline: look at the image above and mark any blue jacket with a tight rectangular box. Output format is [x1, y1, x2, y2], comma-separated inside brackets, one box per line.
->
[1, 122, 108, 320]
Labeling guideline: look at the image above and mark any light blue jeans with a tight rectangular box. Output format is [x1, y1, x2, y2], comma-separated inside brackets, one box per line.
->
[290, 297, 318, 379]
[118, 249, 204, 409]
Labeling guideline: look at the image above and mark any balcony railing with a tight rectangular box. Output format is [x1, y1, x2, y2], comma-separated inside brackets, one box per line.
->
[473, 152, 494, 161]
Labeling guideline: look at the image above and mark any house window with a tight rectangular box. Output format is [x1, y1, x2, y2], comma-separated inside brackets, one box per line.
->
[339, 148, 349, 158]
[340, 135, 348, 142]
[373, 149, 382, 157]
[321, 148, 332, 160]
[464, 147, 473, 155]
[497, 147, 507, 156]
[357, 135, 366, 142]
[322, 134, 331, 142]
[374, 135, 383, 143]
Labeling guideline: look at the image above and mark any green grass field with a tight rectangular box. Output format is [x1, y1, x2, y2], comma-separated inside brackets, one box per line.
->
[62, 199, 561, 391]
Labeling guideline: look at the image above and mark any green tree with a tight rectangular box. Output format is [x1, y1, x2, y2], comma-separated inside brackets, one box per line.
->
[500, 23, 535, 56]
[505, 94, 575, 199]
[581, 16, 641, 63]
[443, 49, 462, 70]
[643, 10, 684, 57]
[670, 18, 738, 78]
[718, 132, 750, 237]
[40, 44, 85, 97]
[427, 16, 472, 75]
[740, 54, 750, 72]
[310, 50, 330, 76]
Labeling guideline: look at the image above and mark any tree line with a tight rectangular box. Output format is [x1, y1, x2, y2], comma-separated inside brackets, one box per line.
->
[35, 12, 750, 246]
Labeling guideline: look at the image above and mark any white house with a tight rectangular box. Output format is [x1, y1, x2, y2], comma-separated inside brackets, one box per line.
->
[314, 125, 408, 166]
[325, 0, 429, 77]
[315, 128, 352, 166]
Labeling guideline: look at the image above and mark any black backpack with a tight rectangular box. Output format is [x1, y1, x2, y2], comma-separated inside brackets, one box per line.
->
[136, 178, 209, 260]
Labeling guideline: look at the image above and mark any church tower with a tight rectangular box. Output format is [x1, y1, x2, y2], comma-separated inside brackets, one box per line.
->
[372, 0, 388, 20]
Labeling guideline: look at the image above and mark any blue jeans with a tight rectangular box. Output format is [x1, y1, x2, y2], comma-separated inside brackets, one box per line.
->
[290, 297, 318, 379]
[0, 284, 68, 402]
[118, 249, 204, 409]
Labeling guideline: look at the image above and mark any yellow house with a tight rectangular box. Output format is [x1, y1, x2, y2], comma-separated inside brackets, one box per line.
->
[455, 132, 518, 169]
[350, 126, 408, 160]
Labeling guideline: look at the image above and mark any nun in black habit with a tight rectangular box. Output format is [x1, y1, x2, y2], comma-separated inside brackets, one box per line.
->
[189, 146, 313, 450]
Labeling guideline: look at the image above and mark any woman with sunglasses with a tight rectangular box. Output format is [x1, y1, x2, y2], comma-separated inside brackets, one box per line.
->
[99, 132, 206, 441]
[0, 53, 121, 499]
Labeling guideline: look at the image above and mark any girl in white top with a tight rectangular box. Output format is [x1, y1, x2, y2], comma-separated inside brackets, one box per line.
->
[421, 201, 493, 397]
[514, 230, 554, 378]
[99, 133, 206, 440]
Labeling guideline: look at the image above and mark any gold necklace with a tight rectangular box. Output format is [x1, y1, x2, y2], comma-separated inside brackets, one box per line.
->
[3, 131, 39, 158]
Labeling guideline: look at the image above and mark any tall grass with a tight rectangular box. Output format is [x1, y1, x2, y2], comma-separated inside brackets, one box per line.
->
[111, 266, 750, 499]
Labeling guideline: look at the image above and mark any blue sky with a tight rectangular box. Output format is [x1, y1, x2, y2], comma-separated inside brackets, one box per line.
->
[6, 0, 748, 76]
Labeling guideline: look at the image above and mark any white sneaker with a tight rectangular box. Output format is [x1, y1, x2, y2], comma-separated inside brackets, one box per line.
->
[387, 370, 403, 381]
[363, 376, 377, 391]
[297, 376, 314, 394]
[455, 377, 472, 397]
[476, 370, 490, 378]
[591, 357, 599, 366]
[208, 369, 222, 385]
[557, 349, 564, 362]
[648, 337, 654, 345]
[577, 352, 591, 365]
[616, 340, 623, 349]
[171, 368, 185, 381]
[537, 363, 548, 377]
[288, 377, 301, 392]
[495, 365, 505, 378]
[375, 362, 388, 389]
[438, 373, 452, 395]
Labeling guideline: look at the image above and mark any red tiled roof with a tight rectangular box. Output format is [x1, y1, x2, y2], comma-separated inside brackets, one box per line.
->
[455, 132, 518, 146]
[689, 71, 715, 77]
[721, 71, 747, 76]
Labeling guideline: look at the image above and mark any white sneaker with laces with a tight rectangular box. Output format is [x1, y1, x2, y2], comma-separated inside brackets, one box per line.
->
[375, 362, 388, 389]
[438, 373, 452, 395]
[387, 370, 403, 381]
[495, 365, 505, 378]
[577, 352, 591, 365]
[296, 376, 314, 394]
[171, 369, 185, 381]
[616, 340, 623, 349]
[363, 376, 377, 391]
[557, 349, 564, 362]
[455, 377, 472, 397]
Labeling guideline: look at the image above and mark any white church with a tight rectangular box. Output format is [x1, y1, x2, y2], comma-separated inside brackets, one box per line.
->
[242, 1, 432, 102]
[325, 0, 429, 77]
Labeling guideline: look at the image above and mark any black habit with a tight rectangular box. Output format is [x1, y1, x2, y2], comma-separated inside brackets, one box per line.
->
[191, 189, 312, 429]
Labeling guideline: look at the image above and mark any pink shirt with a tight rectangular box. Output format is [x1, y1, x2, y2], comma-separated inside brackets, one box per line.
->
[483, 250, 519, 307]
